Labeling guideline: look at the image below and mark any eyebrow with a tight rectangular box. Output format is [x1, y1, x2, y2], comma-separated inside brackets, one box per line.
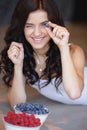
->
[41, 20, 49, 24]
[25, 23, 33, 25]
[25, 20, 49, 25]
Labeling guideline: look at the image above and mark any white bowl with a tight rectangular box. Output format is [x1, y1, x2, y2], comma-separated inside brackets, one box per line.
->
[3, 117, 41, 130]
[33, 111, 48, 125]
[13, 103, 49, 125]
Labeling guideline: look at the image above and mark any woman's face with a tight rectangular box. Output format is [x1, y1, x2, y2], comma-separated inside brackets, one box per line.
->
[24, 10, 51, 50]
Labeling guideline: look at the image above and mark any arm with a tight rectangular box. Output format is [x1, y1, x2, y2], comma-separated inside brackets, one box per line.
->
[60, 44, 85, 99]
[46, 22, 85, 99]
[7, 42, 26, 107]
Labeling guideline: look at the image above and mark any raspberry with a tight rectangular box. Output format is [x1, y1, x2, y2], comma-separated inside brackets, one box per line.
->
[4, 111, 41, 127]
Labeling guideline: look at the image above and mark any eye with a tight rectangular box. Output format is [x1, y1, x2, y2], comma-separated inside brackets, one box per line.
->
[42, 22, 50, 28]
[25, 24, 33, 28]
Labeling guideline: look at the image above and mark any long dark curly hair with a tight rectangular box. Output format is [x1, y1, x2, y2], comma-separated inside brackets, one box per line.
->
[0, 0, 65, 89]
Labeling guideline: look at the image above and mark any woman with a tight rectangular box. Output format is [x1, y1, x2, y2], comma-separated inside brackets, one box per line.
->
[0, 0, 87, 107]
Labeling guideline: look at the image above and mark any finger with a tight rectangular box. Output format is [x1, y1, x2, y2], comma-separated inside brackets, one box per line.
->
[48, 21, 57, 28]
[45, 27, 55, 39]
[58, 29, 69, 39]
[53, 26, 59, 36]
[8, 46, 20, 54]
[8, 51, 18, 59]
[48, 21, 68, 31]
[9, 42, 23, 55]
[10, 42, 23, 49]
[8, 49, 19, 59]
[55, 29, 64, 39]
[8, 45, 20, 58]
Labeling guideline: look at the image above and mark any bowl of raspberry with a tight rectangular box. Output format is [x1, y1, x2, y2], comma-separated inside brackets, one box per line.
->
[13, 103, 49, 125]
[3, 111, 41, 130]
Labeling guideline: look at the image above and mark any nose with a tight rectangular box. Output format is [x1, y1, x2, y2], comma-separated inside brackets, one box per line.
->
[34, 26, 41, 36]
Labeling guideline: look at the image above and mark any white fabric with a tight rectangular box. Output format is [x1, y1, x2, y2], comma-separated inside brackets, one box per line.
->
[31, 67, 87, 105]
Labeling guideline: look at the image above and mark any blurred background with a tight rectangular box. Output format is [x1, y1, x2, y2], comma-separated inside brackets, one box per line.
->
[0, 0, 87, 24]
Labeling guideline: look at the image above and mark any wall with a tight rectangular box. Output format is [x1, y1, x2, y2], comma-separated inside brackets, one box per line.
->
[0, 0, 87, 25]
[0, 0, 74, 25]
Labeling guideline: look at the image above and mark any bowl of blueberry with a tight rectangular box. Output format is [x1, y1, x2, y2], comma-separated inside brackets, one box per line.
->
[13, 103, 49, 125]
[3, 111, 41, 130]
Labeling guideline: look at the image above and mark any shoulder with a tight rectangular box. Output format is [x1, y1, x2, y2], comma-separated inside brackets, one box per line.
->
[69, 43, 85, 67]
[69, 43, 85, 57]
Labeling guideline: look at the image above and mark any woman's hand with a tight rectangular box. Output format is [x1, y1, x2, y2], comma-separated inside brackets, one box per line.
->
[7, 42, 24, 66]
[46, 21, 70, 50]
[7, 42, 26, 107]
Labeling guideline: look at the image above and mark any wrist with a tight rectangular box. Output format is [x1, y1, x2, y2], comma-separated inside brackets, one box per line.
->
[14, 64, 23, 73]
[59, 43, 70, 54]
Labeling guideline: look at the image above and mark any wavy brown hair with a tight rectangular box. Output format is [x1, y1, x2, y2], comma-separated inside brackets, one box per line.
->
[0, 0, 65, 89]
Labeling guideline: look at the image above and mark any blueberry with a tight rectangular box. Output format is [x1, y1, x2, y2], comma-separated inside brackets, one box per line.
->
[15, 103, 49, 115]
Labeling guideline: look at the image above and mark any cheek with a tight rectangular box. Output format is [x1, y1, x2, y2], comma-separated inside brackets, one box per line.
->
[24, 28, 33, 37]
[24, 32, 31, 43]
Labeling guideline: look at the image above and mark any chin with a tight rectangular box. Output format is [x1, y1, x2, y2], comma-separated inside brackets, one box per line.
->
[31, 42, 48, 49]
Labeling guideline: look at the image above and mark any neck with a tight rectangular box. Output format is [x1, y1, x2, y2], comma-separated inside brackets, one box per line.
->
[33, 43, 49, 56]
[34, 52, 47, 64]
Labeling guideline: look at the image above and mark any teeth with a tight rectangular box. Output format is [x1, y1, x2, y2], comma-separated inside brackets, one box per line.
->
[33, 38, 43, 41]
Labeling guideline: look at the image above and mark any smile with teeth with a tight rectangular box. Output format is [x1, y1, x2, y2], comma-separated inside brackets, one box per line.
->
[32, 37, 45, 42]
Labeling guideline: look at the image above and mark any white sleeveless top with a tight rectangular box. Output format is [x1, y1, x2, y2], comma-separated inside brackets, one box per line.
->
[31, 43, 87, 105]
[31, 67, 87, 105]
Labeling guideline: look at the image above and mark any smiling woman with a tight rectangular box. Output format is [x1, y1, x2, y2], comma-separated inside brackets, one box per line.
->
[0, 0, 87, 107]
[24, 10, 51, 50]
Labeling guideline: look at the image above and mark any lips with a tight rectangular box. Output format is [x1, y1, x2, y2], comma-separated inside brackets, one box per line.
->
[32, 37, 45, 43]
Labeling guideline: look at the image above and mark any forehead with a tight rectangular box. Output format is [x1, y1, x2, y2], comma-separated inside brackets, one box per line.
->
[26, 10, 48, 23]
